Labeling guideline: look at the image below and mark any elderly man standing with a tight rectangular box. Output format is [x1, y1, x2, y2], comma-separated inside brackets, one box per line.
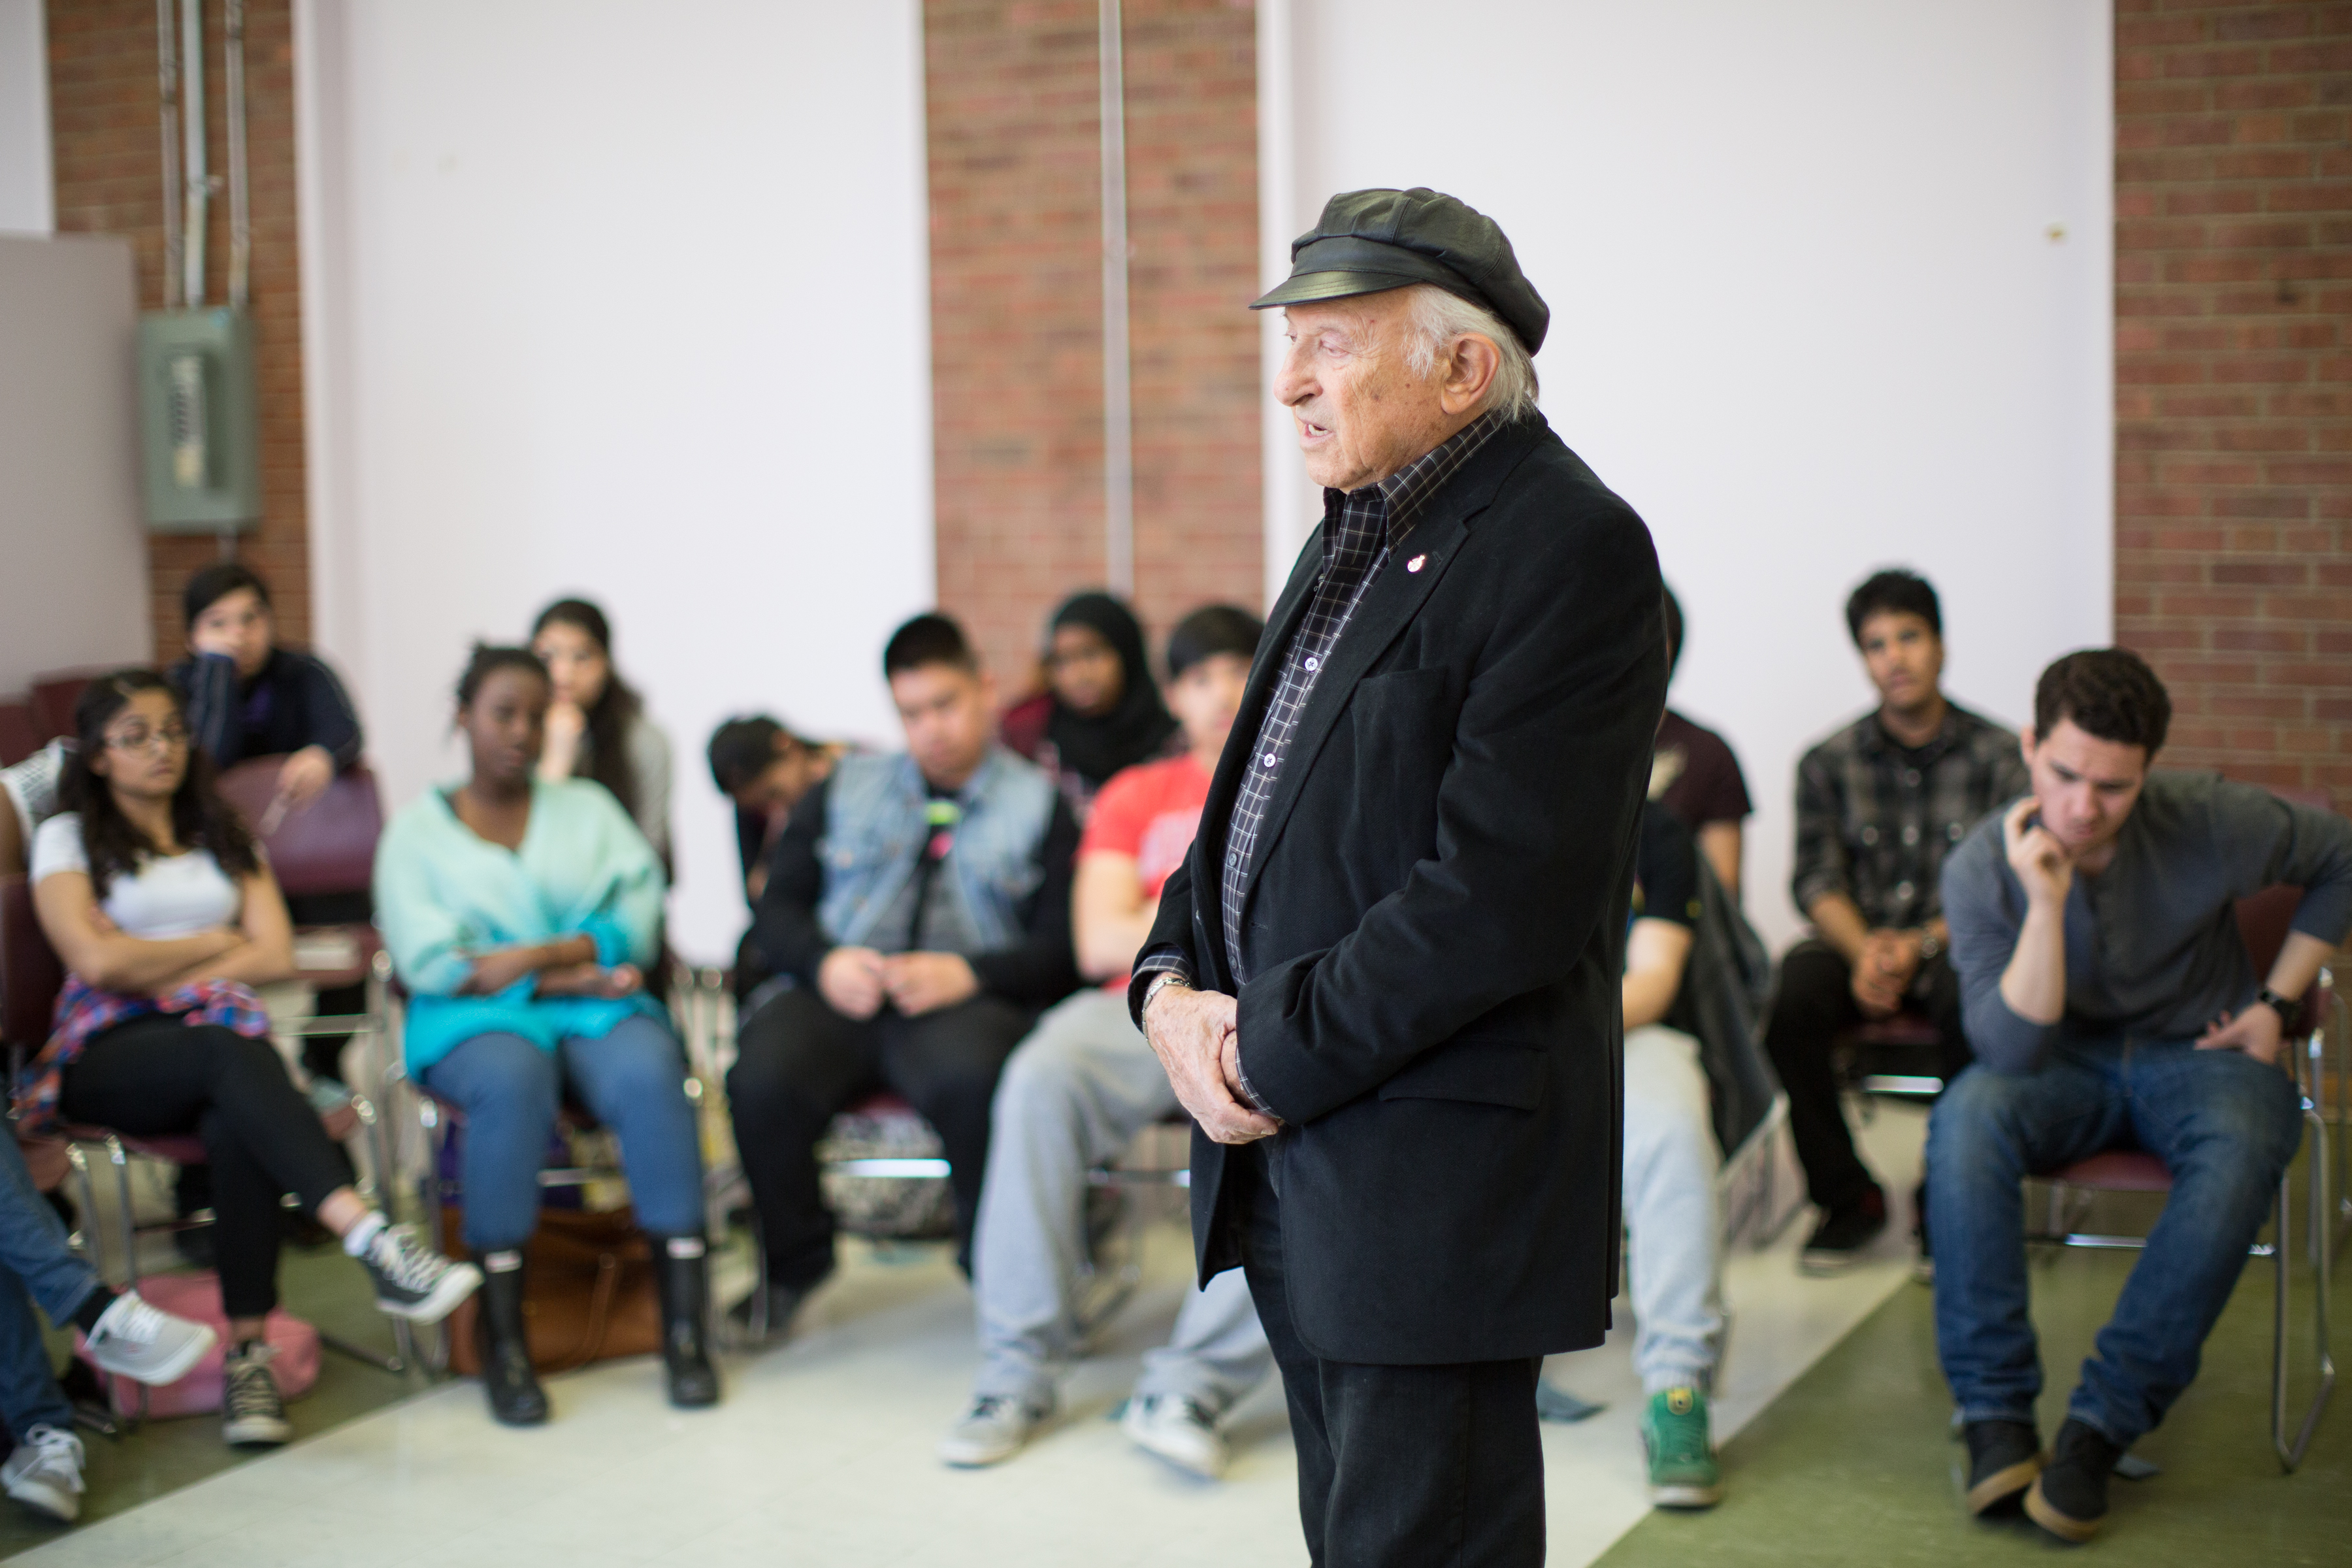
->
[1135, 188, 1667, 1565]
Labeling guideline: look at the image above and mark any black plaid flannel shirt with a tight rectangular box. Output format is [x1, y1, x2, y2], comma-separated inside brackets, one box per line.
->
[1137, 412, 1507, 1107]
[1789, 703, 2029, 932]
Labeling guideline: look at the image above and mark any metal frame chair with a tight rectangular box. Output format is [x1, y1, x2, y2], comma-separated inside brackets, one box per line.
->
[2025, 884, 2340, 1471]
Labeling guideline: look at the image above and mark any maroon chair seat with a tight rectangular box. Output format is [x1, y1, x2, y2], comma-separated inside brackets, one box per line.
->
[0, 702, 40, 768]
[214, 757, 385, 900]
[27, 670, 105, 746]
[2046, 1149, 2170, 1193]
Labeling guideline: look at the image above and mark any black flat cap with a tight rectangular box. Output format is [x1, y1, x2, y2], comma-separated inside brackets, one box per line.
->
[1250, 187, 1548, 354]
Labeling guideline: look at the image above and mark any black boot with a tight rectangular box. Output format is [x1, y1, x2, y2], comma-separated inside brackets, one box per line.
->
[476, 1256, 549, 1427]
[653, 1237, 719, 1409]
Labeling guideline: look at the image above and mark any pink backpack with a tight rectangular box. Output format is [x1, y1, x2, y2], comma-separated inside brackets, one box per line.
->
[75, 1272, 321, 1418]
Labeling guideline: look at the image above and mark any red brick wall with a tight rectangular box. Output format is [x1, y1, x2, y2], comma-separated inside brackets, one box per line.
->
[46, 0, 312, 665]
[926, 0, 1262, 690]
[2113, 0, 2351, 802]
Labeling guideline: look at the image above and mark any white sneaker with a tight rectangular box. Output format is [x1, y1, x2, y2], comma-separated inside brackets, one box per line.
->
[84, 1290, 218, 1386]
[938, 1393, 1051, 1467]
[1122, 1394, 1228, 1479]
[221, 1344, 293, 1447]
[2, 1424, 86, 1522]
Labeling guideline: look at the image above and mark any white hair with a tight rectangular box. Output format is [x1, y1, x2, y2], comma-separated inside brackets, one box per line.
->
[1401, 284, 1539, 423]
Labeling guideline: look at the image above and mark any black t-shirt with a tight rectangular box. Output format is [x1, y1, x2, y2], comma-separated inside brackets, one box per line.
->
[1629, 804, 1704, 1034]
[1651, 710, 1752, 832]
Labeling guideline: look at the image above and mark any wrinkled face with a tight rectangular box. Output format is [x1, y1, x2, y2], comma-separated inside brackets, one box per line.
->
[190, 587, 274, 679]
[1274, 294, 1456, 492]
[461, 666, 550, 788]
[1168, 653, 1249, 759]
[90, 688, 191, 801]
[890, 662, 995, 791]
[1047, 623, 1124, 717]
[2023, 718, 2148, 858]
[531, 619, 610, 709]
[1856, 610, 1944, 714]
[732, 739, 830, 818]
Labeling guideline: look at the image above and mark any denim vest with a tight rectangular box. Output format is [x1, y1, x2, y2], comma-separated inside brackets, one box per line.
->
[817, 747, 1056, 953]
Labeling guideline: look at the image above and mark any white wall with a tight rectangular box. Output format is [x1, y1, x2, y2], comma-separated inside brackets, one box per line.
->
[0, 235, 151, 696]
[297, 0, 934, 962]
[1262, 0, 2113, 947]
[0, 0, 52, 235]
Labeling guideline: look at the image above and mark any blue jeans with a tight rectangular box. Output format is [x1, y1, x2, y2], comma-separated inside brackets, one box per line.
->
[1927, 1037, 2302, 1445]
[422, 1017, 705, 1251]
[0, 1135, 98, 1439]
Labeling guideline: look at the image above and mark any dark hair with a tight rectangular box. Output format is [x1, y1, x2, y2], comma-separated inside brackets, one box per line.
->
[883, 612, 979, 679]
[708, 715, 790, 795]
[61, 668, 258, 900]
[1166, 604, 1264, 681]
[2034, 648, 2171, 755]
[455, 642, 549, 710]
[1660, 584, 1684, 678]
[530, 598, 645, 821]
[183, 562, 272, 630]
[1844, 568, 1942, 646]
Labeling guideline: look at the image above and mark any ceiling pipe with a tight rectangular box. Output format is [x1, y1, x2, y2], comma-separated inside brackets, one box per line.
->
[154, 0, 182, 309]
[180, 0, 207, 308]
[1098, 0, 1134, 598]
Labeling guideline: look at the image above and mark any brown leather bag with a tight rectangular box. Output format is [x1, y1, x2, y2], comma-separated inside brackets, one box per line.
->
[441, 1207, 662, 1376]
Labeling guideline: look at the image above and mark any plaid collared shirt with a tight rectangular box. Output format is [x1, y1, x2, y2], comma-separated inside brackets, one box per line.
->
[1789, 702, 2029, 932]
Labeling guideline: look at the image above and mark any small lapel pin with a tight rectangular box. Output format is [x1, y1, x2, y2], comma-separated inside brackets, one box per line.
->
[1406, 553, 1427, 573]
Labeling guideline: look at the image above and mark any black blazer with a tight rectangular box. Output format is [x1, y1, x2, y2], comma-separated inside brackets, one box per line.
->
[1134, 415, 1666, 1366]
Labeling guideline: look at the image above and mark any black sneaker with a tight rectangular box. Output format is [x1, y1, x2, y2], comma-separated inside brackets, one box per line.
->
[728, 1273, 828, 1344]
[359, 1225, 483, 1323]
[1962, 1419, 2041, 1514]
[1799, 1186, 1887, 1275]
[221, 1345, 293, 1447]
[2025, 1417, 2122, 1543]
[1912, 1180, 1935, 1284]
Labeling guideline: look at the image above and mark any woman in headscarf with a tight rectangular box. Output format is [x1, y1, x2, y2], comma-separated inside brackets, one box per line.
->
[998, 592, 1179, 822]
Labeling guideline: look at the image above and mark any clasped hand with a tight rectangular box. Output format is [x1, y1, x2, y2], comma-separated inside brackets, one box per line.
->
[818, 946, 979, 1019]
[1850, 928, 1922, 1019]
[1143, 986, 1279, 1146]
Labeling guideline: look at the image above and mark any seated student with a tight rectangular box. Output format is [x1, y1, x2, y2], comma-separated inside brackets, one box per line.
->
[1650, 585, 1752, 896]
[998, 592, 1179, 822]
[727, 613, 1081, 1334]
[374, 645, 714, 1426]
[1543, 802, 1729, 1509]
[706, 715, 838, 905]
[0, 1130, 218, 1522]
[27, 671, 479, 1449]
[531, 598, 674, 866]
[170, 563, 370, 1098]
[1932, 649, 2352, 1544]
[941, 606, 1273, 1477]
[1765, 568, 2027, 1274]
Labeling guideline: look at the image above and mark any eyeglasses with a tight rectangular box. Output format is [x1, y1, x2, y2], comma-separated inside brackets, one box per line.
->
[104, 723, 191, 755]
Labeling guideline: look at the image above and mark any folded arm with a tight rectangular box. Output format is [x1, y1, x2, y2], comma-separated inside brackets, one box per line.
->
[33, 870, 242, 994]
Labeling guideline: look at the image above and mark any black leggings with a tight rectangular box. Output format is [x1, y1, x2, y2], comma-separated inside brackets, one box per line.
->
[60, 1016, 352, 1318]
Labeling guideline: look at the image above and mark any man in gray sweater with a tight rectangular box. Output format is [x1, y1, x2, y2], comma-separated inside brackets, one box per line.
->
[1931, 648, 2352, 1545]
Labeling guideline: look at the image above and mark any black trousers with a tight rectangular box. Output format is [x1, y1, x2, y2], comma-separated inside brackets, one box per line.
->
[726, 985, 1034, 1289]
[1235, 1142, 1546, 1568]
[1761, 938, 1970, 1213]
[60, 1016, 351, 1319]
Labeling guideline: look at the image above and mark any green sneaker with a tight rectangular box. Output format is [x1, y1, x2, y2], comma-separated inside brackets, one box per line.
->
[1641, 1387, 1722, 1508]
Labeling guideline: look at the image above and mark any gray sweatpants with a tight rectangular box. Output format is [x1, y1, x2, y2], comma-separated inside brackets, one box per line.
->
[971, 988, 1272, 1414]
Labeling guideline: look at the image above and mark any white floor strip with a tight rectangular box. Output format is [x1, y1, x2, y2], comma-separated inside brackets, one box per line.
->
[19, 1107, 1928, 1568]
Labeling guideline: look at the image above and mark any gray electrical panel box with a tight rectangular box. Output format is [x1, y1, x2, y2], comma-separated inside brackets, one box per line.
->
[137, 307, 262, 531]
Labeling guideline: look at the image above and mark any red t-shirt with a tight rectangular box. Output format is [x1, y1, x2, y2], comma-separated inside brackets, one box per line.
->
[1079, 753, 1212, 989]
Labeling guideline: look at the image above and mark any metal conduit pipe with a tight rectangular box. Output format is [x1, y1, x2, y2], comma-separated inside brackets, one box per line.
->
[179, 0, 208, 308]
[154, 0, 182, 309]
[1098, 0, 1134, 598]
[225, 0, 248, 309]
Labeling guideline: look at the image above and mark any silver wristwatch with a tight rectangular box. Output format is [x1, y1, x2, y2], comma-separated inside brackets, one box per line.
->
[1141, 970, 1192, 1020]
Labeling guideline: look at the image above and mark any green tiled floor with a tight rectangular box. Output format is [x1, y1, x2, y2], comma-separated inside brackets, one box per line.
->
[0, 1241, 414, 1561]
[1597, 1202, 2349, 1566]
